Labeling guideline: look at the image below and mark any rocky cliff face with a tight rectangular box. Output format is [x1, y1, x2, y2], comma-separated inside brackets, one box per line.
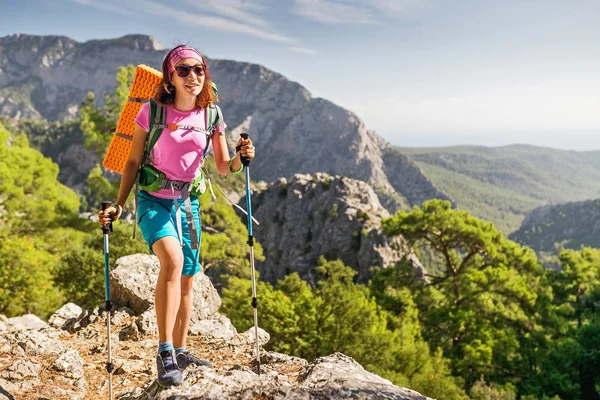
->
[244, 173, 424, 284]
[510, 199, 600, 253]
[0, 33, 449, 209]
[0, 254, 432, 400]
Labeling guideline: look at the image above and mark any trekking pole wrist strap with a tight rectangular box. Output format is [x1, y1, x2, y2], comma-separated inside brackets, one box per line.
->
[114, 204, 123, 219]
[228, 154, 243, 174]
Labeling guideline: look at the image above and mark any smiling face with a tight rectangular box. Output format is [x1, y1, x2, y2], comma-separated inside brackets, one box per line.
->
[170, 58, 205, 98]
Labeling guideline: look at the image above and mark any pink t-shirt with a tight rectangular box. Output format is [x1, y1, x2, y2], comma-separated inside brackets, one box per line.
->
[134, 102, 226, 199]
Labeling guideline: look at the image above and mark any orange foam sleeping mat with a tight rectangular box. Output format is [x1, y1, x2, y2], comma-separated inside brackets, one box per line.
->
[102, 64, 162, 174]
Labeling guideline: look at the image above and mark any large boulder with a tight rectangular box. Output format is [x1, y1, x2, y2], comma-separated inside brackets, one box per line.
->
[297, 353, 431, 399]
[109, 254, 221, 321]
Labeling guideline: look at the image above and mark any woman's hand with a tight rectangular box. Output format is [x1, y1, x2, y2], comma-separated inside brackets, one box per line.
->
[236, 137, 255, 160]
[98, 205, 122, 227]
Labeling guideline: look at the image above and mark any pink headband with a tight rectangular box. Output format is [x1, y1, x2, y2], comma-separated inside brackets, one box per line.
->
[167, 46, 205, 80]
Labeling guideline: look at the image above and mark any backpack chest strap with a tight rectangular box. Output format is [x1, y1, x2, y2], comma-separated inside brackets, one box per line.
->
[155, 123, 210, 133]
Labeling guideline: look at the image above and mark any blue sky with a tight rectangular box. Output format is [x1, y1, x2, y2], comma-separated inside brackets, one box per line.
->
[1, 0, 599, 150]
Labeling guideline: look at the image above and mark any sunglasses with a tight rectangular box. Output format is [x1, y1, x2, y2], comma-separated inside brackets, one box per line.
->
[174, 64, 206, 78]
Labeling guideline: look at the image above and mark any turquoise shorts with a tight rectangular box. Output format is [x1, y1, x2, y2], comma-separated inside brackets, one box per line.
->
[137, 190, 201, 276]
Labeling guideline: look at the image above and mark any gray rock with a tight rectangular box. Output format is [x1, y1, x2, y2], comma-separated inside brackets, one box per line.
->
[261, 351, 308, 367]
[110, 254, 221, 321]
[52, 349, 85, 381]
[115, 360, 147, 376]
[297, 353, 433, 399]
[120, 322, 142, 341]
[230, 327, 270, 347]
[189, 313, 237, 340]
[6, 329, 65, 356]
[5, 314, 47, 331]
[1, 360, 41, 381]
[48, 302, 83, 331]
[135, 309, 157, 335]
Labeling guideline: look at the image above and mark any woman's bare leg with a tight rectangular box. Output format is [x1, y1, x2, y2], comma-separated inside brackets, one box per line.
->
[152, 236, 184, 343]
[173, 274, 194, 348]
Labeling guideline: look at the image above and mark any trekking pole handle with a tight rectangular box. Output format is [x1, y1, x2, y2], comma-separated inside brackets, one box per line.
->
[101, 201, 113, 234]
[236, 133, 251, 167]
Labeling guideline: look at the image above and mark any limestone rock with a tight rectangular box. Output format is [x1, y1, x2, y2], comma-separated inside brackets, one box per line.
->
[261, 351, 309, 367]
[189, 313, 237, 341]
[297, 353, 432, 399]
[119, 322, 142, 341]
[5, 314, 47, 331]
[110, 254, 221, 320]
[0, 314, 7, 332]
[230, 327, 270, 347]
[1, 359, 41, 381]
[52, 349, 87, 390]
[49, 302, 83, 331]
[135, 309, 157, 335]
[6, 329, 65, 356]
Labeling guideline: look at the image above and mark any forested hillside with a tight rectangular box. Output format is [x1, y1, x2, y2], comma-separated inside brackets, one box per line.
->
[399, 145, 600, 233]
[510, 199, 600, 253]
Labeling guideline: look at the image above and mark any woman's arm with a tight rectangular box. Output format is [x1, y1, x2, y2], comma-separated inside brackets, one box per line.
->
[212, 133, 255, 176]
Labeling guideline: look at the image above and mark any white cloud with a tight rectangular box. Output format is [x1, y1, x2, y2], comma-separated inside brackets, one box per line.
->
[68, 0, 134, 16]
[292, 0, 378, 24]
[68, 0, 295, 43]
[291, 0, 426, 24]
[182, 0, 272, 28]
[143, 1, 296, 43]
[289, 46, 321, 55]
[368, 0, 428, 15]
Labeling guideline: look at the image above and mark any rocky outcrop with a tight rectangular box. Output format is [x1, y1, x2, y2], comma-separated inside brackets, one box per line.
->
[0, 253, 433, 400]
[245, 173, 423, 283]
[124, 352, 431, 400]
[0, 33, 449, 209]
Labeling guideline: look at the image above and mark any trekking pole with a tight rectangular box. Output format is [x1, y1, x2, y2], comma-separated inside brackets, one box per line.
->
[237, 133, 260, 375]
[100, 201, 115, 399]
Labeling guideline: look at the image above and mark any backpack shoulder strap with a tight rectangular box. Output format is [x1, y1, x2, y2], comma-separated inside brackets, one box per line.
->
[145, 99, 165, 157]
[201, 104, 222, 161]
[211, 104, 222, 133]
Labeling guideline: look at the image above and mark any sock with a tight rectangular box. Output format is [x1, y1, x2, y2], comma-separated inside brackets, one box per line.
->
[158, 341, 174, 354]
[175, 347, 186, 355]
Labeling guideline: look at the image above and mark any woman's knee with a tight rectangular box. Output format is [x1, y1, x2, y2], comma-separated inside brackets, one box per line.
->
[153, 237, 185, 273]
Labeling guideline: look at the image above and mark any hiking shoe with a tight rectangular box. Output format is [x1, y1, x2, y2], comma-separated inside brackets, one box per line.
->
[156, 350, 183, 388]
[176, 351, 212, 370]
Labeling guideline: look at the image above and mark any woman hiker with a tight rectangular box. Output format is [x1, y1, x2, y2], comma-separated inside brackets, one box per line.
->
[98, 45, 255, 388]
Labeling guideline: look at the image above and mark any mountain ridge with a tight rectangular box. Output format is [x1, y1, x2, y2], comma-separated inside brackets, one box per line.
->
[0, 33, 450, 211]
